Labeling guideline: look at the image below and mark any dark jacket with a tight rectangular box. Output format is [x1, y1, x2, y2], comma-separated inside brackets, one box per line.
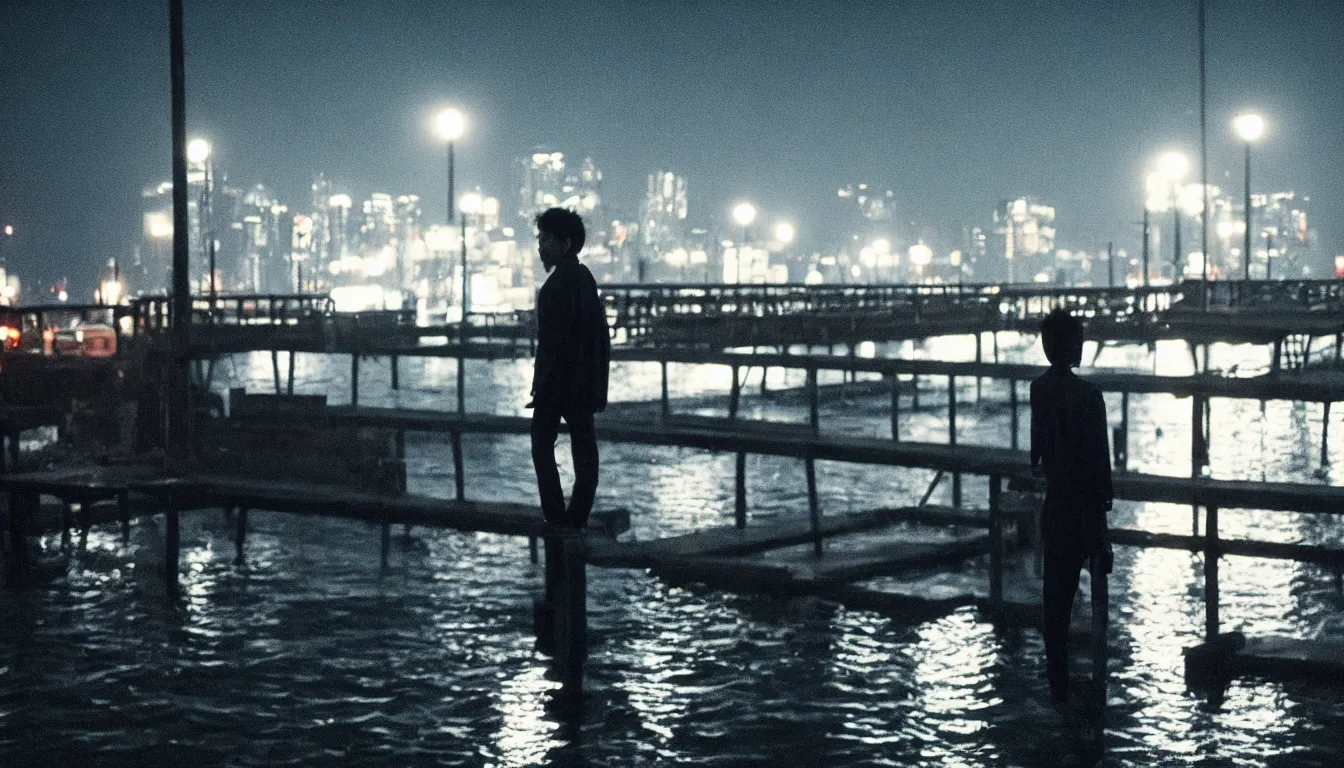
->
[530, 258, 611, 412]
[1030, 366, 1113, 545]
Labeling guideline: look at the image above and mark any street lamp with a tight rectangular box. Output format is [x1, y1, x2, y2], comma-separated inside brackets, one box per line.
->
[773, 221, 794, 245]
[1158, 150, 1189, 280]
[436, 107, 467, 315]
[187, 138, 214, 300]
[1233, 112, 1265, 281]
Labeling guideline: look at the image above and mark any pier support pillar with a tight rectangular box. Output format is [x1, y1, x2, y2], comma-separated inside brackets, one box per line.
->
[807, 367, 819, 432]
[350, 355, 360, 407]
[456, 355, 466, 415]
[1088, 550, 1110, 731]
[271, 350, 282, 395]
[1009, 380, 1019, 451]
[988, 475, 1003, 607]
[380, 520, 391, 573]
[287, 352, 296, 395]
[889, 374, 900, 442]
[235, 508, 248, 564]
[734, 452, 747, 529]
[391, 355, 400, 390]
[118, 491, 131, 541]
[165, 509, 180, 598]
[660, 362, 670, 420]
[806, 453, 821, 557]
[1204, 505, 1220, 642]
[949, 376, 960, 508]
[451, 429, 465, 501]
[554, 533, 588, 711]
[1116, 392, 1129, 472]
[1322, 401, 1332, 467]
[728, 366, 742, 420]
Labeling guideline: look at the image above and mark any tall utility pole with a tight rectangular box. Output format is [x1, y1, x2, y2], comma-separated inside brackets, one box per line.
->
[1107, 241, 1115, 288]
[1142, 209, 1150, 286]
[167, 0, 191, 459]
[1198, 0, 1210, 306]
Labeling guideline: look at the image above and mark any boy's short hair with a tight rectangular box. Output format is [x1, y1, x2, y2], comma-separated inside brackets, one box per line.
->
[1040, 308, 1084, 367]
[534, 208, 586, 258]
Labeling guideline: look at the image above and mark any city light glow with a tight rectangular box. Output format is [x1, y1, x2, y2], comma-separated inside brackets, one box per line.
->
[774, 221, 795, 244]
[1157, 151, 1189, 181]
[1233, 112, 1266, 142]
[732, 202, 756, 228]
[3, 225, 12, 236]
[908, 241, 932, 266]
[186, 138, 211, 164]
[461, 191, 483, 215]
[436, 108, 466, 141]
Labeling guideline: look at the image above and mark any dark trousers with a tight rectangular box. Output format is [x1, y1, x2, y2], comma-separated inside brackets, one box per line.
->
[1041, 502, 1086, 701]
[530, 404, 599, 528]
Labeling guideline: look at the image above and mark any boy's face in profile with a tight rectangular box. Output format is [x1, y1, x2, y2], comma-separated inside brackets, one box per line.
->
[537, 230, 569, 272]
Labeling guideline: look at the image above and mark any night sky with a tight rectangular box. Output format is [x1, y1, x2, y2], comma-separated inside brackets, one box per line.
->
[2, 0, 1342, 295]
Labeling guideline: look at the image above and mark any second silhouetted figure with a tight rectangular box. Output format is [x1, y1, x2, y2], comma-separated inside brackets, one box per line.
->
[529, 208, 611, 529]
[1030, 308, 1113, 706]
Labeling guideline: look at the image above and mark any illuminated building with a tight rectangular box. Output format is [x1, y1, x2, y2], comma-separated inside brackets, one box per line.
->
[837, 183, 894, 222]
[132, 181, 174, 295]
[992, 197, 1056, 282]
[518, 149, 566, 225]
[1252, 192, 1319, 278]
[641, 170, 689, 275]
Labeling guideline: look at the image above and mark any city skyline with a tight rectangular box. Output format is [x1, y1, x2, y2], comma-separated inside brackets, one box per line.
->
[2, 0, 1342, 294]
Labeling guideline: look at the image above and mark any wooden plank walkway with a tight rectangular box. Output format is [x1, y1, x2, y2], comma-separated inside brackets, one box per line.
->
[327, 407, 1344, 515]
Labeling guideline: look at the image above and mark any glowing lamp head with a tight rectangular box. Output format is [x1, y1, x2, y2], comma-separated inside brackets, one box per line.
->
[774, 221, 795, 244]
[460, 191, 483, 215]
[1233, 112, 1265, 143]
[436, 108, 466, 141]
[186, 139, 211, 164]
[3, 225, 12, 236]
[1158, 151, 1189, 181]
[732, 202, 756, 228]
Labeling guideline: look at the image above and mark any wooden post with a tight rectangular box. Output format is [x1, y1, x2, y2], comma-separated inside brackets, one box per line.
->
[457, 355, 466, 414]
[1204, 504, 1219, 641]
[235, 508, 248, 564]
[1272, 337, 1283, 373]
[728, 366, 741, 420]
[351, 354, 360, 407]
[734, 451, 747, 529]
[889, 373, 900, 442]
[949, 375, 960, 508]
[1322, 401, 1332, 467]
[118, 491, 131, 541]
[529, 535, 539, 564]
[271, 350, 282, 394]
[287, 351, 296, 395]
[554, 533, 588, 710]
[974, 333, 983, 401]
[380, 520, 391, 572]
[391, 355, 400, 390]
[1192, 394, 1204, 535]
[988, 475, 1003, 606]
[992, 330, 1000, 364]
[911, 375, 920, 409]
[1009, 379, 1019, 451]
[451, 429, 465, 501]
[165, 509, 180, 597]
[807, 366, 819, 432]
[806, 453, 821, 557]
[660, 361, 670, 420]
[1118, 391, 1129, 472]
[1335, 333, 1342, 369]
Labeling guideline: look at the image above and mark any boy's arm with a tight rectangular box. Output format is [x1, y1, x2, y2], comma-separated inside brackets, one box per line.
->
[530, 279, 574, 404]
[1090, 389, 1113, 511]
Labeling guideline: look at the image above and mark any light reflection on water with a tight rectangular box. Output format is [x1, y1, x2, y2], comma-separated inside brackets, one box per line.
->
[2, 341, 1343, 766]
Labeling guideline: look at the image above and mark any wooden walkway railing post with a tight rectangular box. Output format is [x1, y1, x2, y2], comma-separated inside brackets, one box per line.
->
[889, 373, 900, 442]
[350, 354, 360, 408]
[806, 451, 821, 556]
[1204, 504, 1220, 641]
[391, 355, 399, 390]
[988, 474, 1003, 606]
[949, 375, 960, 507]
[451, 428, 465, 501]
[1009, 379, 1019, 451]
[660, 362, 670, 420]
[807, 366, 819, 432]
[735, 452, 747, 529]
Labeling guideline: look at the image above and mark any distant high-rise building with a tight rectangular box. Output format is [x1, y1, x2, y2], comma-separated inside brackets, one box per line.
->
[837, 184, 894, 222]
[641, 170, 689, 258]
[518, 149, 566, 226]
[993, 197, 1056, 282]
[1252, 192, 1320, 278]
[133, 181, 175, 295]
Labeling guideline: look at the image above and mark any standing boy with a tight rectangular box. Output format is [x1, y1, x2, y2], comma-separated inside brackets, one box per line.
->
[528, 208, 611, 529]
[1030, 308, 1113, 705]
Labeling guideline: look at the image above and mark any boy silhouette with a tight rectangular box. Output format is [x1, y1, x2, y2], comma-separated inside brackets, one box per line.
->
[1030, 308, 1113, 706]
[528, 207, 611, 529]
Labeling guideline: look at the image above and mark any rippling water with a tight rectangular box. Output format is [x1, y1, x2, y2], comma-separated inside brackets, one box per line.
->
[3, 335, 1343, 766]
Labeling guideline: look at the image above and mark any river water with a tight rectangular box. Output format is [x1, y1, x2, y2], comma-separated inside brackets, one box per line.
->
[2, 334, 1342, 767]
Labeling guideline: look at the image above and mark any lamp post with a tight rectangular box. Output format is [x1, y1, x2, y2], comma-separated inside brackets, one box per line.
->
[436, 108, 466, 314]
[732, 202, 756, 284]
[1158, 151, 1189, 281]
[1233, 112, 1265, 281]
[187, 138, 213, 301]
